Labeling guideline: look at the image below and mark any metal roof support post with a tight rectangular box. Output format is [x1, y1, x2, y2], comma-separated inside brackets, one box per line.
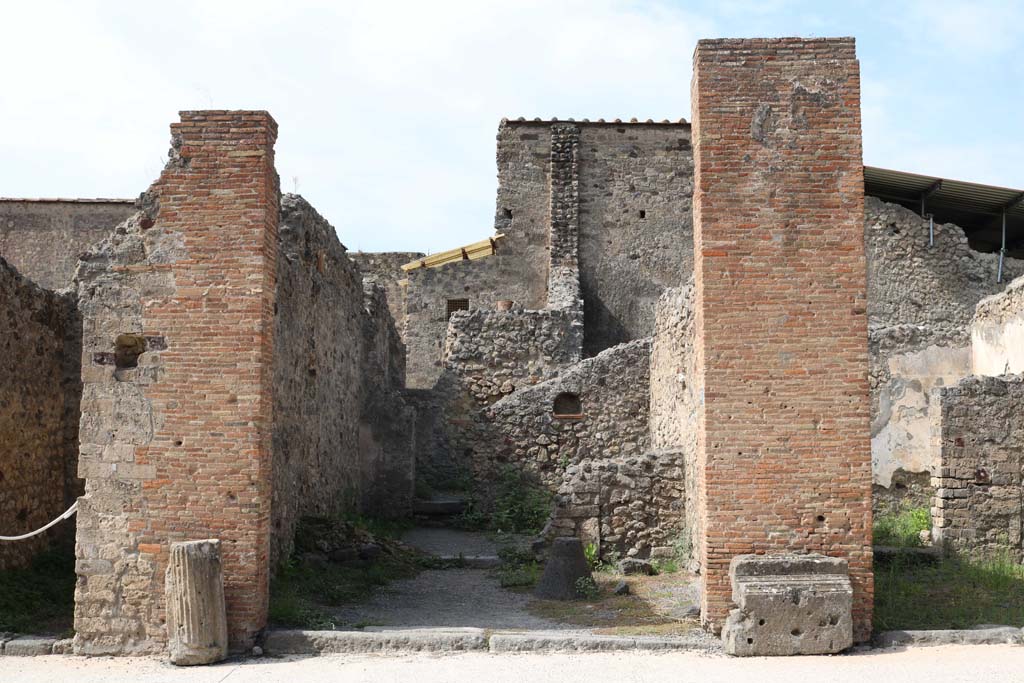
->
[929, 215, 934, 247]
[998, 210, 1007, 283]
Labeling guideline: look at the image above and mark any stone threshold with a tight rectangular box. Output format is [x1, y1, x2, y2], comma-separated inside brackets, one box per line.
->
[262, 627, 719, 655]
[0, 635, 71, 656]
[874, 627, 1024, 648]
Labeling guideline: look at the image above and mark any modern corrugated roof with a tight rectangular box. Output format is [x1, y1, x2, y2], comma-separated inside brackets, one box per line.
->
[864, 166, 1024, 255]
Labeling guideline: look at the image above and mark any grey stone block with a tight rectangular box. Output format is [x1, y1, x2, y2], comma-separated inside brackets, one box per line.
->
[534, 537, 592, 600]
[874, 627, 1024, 648]
[722, 553, 853, 656]
[3, 637, 58, 656]
[488, 631, 715, 653]
[263, 628, 488, 654]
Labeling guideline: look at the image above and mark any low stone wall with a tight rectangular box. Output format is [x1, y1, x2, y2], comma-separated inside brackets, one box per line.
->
[0, 256, 81, 570]
[546, 451, 685, 560]
[931, 374, 1024, 560]
[271, 196, 414, 568]
[972, 274, 1024, 377]
[482, 338, 650, 491]
[444, 307, 583, 405]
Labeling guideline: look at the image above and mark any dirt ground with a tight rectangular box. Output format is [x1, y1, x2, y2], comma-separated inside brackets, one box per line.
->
[4, 645, 1024, 683]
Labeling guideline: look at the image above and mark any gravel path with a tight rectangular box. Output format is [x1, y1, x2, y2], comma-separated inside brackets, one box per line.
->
[6, 645, 1024, 682]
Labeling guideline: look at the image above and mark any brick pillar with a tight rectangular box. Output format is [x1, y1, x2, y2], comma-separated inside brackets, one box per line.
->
[689, 39, 873, 640]
[74, 111, 279, 654]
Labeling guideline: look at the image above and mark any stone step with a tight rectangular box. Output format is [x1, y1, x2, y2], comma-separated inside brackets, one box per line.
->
[412, 495, 467, 517]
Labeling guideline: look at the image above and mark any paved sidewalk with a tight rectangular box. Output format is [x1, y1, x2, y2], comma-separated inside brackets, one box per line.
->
[4, 645, 1024, 682]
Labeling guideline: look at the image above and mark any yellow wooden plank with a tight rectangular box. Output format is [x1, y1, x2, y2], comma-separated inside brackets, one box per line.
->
[401, 234, 504, 272]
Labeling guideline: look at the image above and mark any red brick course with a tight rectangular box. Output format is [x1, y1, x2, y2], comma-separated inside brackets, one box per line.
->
[689, 38, 873, 641]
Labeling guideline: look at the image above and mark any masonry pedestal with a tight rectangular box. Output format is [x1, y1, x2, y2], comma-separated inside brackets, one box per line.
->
[722, 554, 853, 656]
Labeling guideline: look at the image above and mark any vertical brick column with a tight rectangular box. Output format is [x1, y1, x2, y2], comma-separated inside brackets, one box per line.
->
[74, 111, 279, 654]
[547, 124, 582, 310]
[689, 39, 873, 640]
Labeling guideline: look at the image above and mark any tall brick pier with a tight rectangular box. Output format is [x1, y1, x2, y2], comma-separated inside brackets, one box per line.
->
[74, 111, 280, 654]
[689, 38, 874, 640]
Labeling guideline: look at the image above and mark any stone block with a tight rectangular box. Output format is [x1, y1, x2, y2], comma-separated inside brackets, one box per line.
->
[722, 554, 853, 656]
[534, 537, 592, 600]
[3, 637, 57, 656]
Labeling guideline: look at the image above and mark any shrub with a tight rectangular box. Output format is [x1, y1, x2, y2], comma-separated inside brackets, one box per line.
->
[874, 505, 930, 547]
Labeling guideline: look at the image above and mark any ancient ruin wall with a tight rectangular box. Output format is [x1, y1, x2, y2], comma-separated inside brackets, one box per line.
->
[349, 251, 424, 341]
[483, 338, 651, 491]
[931, 374, 1024, 560]
[691, 38, 873, 639]
[271, 196, 414, 568]
[0, 257, 81, 570]
[972, 274, 1024, 377]
[443, 307, 582, 405]
[74, 111, 280, 655]
[548, 452, 685, 561]
[866, 198, 1024, 505]
[404, 254, 533, 389]
[576, 124, 694, 355]
[649, 283, 700, 568]
[0, 199, 134, 290]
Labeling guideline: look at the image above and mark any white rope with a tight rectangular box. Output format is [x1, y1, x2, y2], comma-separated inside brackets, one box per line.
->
[0, 501, 78, 541]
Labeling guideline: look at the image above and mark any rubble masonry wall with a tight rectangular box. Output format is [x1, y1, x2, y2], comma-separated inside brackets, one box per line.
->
[0, 256, 81, 570]
[271, 196, 414, 569]
[932, 374, 1024, 560]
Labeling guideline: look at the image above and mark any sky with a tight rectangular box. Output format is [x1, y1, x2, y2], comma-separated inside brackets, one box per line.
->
[1, 0, 1022, 253]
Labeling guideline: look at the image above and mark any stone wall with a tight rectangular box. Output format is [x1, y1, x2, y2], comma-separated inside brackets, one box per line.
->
[399, 119, 694, 388]
[483, 338, 650, 491]
[403, 254, 532, 389]
[972, 274, 1024, 377]
[271, 196, 414, 568]
[349, 251, 424, 341]
[866, 198, 1024, 508]
[548, 452, 685, 560]
[495, 119, 695, 356]
[690, 38, 873, 640]
[74, 111, 282, 655]
[649, 283, 700, 568]
[443, 307, 583, 405]
[0, 256, 81, 570]
[931, 374, 1024, 560]
[0, 199, 134, 290]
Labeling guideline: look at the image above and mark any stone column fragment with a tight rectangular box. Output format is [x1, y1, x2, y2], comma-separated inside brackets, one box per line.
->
[166, 539, 228, 666]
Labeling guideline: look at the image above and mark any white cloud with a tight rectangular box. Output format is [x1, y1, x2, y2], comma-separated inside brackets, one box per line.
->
[0, 0, 711, 251]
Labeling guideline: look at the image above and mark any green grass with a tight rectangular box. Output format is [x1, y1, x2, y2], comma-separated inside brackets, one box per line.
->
[0, 547, 76, 635]
[874, 553, 1024, 631]
[874, 505, 930, 547]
